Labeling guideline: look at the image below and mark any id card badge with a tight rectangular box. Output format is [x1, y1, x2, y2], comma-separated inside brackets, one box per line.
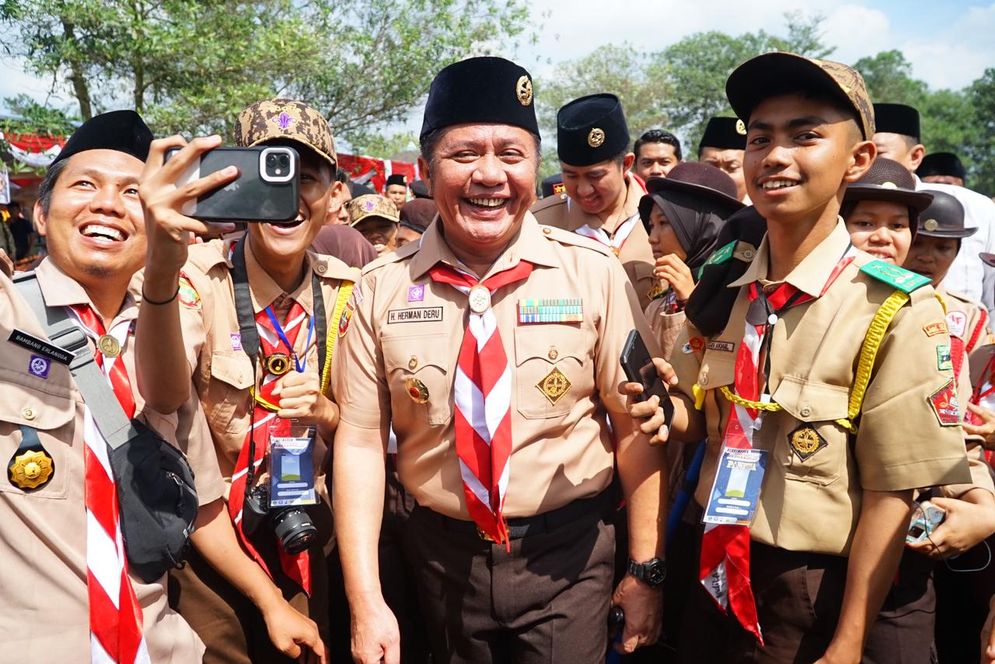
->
[269, 422, 318, 507]
[702, 446, 768, 526]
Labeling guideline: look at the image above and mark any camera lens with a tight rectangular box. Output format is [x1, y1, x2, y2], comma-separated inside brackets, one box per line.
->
[279, 154, 290, 167]
[271, 507, 318, 554]
[266, 153, 278, 166]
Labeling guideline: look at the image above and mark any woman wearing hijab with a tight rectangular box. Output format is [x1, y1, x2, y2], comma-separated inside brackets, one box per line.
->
[638, 162, 744, 359]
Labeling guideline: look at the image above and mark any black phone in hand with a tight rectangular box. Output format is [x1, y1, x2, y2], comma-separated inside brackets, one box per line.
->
[620, 329, 674, 425]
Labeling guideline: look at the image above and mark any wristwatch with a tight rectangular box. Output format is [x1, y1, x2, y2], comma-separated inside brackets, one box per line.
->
[627, 557, 666, 587]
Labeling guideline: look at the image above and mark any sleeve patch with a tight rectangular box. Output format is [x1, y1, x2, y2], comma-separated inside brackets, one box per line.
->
[177, 274, 201, 309]
[927, 378, 961, 426]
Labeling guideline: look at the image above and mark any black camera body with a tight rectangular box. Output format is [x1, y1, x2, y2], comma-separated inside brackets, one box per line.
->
[243, 484, 318, 554]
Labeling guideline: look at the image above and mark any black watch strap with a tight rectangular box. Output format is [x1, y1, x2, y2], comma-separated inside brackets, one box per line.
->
[627, 557, 666, 587]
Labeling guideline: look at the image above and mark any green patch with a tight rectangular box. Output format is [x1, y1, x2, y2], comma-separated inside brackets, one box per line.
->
[704, 240, 736, 267]
[936, 344, 952, 371]
[859, 260, 931, 294]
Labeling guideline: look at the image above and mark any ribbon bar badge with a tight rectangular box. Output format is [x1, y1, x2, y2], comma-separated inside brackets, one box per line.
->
[517, 298, 583, 324]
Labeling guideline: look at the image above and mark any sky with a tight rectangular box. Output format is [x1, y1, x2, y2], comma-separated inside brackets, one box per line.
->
[1, 1, 992, 124]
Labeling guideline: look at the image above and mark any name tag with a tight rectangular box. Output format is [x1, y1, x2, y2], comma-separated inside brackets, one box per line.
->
[518, 298, 583, 324]
[387, 307, 443, 324]
[702, 447, 768, 526]
[8, 329, 75, 365]
[269, 428, 318, 507]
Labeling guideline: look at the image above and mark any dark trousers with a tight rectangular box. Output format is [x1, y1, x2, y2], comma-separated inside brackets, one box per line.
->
[677, 540, 847, 664]
[863, 549, 937, 664]
[404, 498, 616, 664]
[934, 535, 995, 663]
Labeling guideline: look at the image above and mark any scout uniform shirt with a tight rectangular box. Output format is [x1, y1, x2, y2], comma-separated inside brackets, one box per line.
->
[532, 176, 656, 311]
[0, 258, 225, 662]
[175, 238, 359, 499]
[669, 219, 972, 555]
[334, 213, 657, 519]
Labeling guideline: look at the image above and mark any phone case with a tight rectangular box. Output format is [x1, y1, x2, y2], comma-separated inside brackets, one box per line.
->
[165, 146, 300, 222]
[620, 329, 673, 422]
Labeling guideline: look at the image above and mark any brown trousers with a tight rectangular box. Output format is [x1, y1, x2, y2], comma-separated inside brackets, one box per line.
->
[404, 503, 616, 664]
[862, 549, 937, 664]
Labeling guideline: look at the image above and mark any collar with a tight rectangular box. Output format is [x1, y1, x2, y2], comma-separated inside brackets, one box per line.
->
[35, 257, 139, 322]
[564, 175, 645, 233]
[409, 212, 558, 280]
[244, 241, 320, 315]
[729, 217, 853, 298]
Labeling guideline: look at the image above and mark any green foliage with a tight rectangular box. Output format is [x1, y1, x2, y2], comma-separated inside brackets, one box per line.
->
[966, 69, 995, 195]
[0, 94, 78, 136]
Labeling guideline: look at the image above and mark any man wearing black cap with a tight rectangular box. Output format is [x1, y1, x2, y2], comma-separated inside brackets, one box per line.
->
[0, 110, 231, 661]
[698, 117, 749, 203]
[873, 102, 995, 314]
[532, 93, 658, 310]
[918, 151, 967, 187]
[332, 56, 667, 664]
[384, 173, 408, 208]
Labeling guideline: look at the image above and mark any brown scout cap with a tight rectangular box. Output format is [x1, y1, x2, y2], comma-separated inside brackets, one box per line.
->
[235, 98, 337, 168]
[726, 52, 875, 140]
[347, 194, 400, 227]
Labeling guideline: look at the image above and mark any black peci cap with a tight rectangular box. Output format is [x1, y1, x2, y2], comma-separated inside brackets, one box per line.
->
[698, 117, 747, 154]
[53, 110, 153, 166]
[385, 174, 406, 188]
[873, 103, 920, 141]
[420, 57, 538, 140]
[917, 190, 974, 239]
[557, 94, 630, 166]
[918, 152, 967, 181]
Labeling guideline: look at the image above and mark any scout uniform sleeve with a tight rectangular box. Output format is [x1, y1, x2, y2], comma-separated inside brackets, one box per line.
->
[855, 289, 972, 490]
[174, 394, 227, 505]
[333, 276, 389, 430]
[594, 257, 660, 414]
[176, 268, 210, 376]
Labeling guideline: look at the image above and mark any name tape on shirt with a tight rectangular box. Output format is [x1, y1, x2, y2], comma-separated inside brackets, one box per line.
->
[8, 329, 75, 365]
[387, 307, 443, 324]
[517, 298, 583, 324]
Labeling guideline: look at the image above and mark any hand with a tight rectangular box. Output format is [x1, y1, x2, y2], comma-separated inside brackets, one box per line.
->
[964, 403, 995, 450]
[139, 135, 238, 292]
[259, 595, 327, 664]
[653, 254, 695, 302]
[907, 496, 995, 559]
[619, 358, 678, 445]
[982, 593, 995, 664]
[610, 574, 662, 654]
[351, 593, 401, 664]
[274, 370, 340, 436]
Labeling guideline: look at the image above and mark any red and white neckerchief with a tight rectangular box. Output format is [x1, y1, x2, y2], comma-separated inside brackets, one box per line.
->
[427, 260, 534, 546]
[227, 296, 314, 594]
[575, 213, 641, 256]
[700, 248, 855, 644]
[949, 306, 989, 387]
[69, 305, 150, 664]
[971, 352, 995, 467]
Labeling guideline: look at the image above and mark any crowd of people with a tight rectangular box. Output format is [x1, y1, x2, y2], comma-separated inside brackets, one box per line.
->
[2, 50, 995, 664]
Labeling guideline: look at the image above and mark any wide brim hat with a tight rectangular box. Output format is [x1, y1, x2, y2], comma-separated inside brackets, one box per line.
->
[638, 163, 744, 223]
[916, 189, 975, 239]
[844, 157, 933, 214]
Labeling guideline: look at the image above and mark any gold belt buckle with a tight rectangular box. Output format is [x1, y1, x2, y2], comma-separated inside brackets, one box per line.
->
[476, 526, 497, 543]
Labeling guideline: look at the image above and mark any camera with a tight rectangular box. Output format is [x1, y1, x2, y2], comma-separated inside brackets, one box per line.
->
[906, 499, 946, 544]
[243, 484, 318, 554]
[260, 146, 295, 183]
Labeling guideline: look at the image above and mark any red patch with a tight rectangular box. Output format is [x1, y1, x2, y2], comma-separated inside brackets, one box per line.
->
[927, 378, 961, 427]
[338, 302, 355, 337]
[689, 337, 705, 352]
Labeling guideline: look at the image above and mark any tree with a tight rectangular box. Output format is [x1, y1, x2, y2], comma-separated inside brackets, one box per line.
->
[853, 50, 927, 106]
[966, 68, 995, 195]
[1, 0, 531, 145]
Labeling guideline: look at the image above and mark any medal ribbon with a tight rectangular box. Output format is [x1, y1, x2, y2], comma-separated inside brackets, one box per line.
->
[575, 212, 641, 255]
[700, 248, 855, 644]
[70, 305, 149, 664]
[427, 260, 534, 547]
[228, 296, 314, 594]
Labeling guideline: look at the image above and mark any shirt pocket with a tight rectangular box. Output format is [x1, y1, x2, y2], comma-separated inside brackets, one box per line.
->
[0, 380, 76, 500]
[382, 333, 454, 426]
[207, 350, 254, 435]
[514, 325, 590, 419]
[770, 375, 850, 486]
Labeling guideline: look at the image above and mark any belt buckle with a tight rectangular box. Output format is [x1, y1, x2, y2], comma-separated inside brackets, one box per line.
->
[476, 526, 497, 543]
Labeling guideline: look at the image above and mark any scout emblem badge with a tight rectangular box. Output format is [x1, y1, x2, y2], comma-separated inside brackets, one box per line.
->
[788, 424, 826, 461]
[7, 426, 55, 490]
[537, 367, 571, 405]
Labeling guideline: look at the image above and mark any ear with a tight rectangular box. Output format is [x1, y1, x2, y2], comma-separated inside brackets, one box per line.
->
[909, 144, 926, 171]
[33, 200, 48, 237]
[622, 152, 636, 173]
[323, 181, 345, 226]
[843, 140, 877, 184]
[417, 156, 432, 196]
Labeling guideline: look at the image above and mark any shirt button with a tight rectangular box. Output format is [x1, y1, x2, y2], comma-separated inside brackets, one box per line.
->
[22, 407, 35, 420]
[742, 250, 755, 260]
[548, 347, 558, 360]
[542, 227, 552, 235]
[800, 406, 812, 417]
[699, 376, 708, 386]
[316, 263, 327, 275]
[408, 356, 418, 370]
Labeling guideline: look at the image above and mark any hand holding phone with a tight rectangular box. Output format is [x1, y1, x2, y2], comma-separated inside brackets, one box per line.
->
[620, 329, 674, 426]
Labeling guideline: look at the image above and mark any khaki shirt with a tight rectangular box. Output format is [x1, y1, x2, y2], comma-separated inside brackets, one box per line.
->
[645, 299, 686, 361]
[334, 214, 656, 519]
[177, 238, 359, 494]
[532, 176, 656, 311]
[0, 258, 223, 662]
[669, 220, 971, 555]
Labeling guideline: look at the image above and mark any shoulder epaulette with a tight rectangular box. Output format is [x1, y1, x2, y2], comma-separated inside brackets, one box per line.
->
[859, 260, 932, 294]
[186, 239, 229, 274]
[530, 193, 568, 216]
[361, 240, 420, 275]
[539, 224, 614, 257]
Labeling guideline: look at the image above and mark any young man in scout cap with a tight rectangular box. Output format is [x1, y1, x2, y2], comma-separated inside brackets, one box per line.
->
[873, 102, 995, 313]
[138, 98, 358, 663]
[633, 128, 683, 181]
[384, 173, 408, 208]
[333, 56, 668, 664]
[0, 110, 229, 662]
[654, 53, 973, 663]
[698, 116, 750, 203]
[347, 193, 400, 256]
[532, 93, 657, 310]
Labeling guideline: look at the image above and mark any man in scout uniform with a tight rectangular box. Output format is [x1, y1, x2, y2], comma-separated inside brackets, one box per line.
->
[531, 93, 656, 310]
[0, 110, 227, 662]
[347, 193, 400, 256]
[873, 102, 995, 314]
[384, 173, 408, 208]
[918, 151, 968, 188]
[698, 116, 749, 203]
[632, 128, 683, 181]
[333, 56, 668, 664]
[656, 53, 972, 663]
[137, 98, 357, 663]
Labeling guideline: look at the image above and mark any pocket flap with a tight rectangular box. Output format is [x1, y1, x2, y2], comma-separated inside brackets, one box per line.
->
[209, 351, 254, 390]
[0, 376, 74, 431]
[514, 325, 585, 367]
[771, 375, 849, 422]
[382, 334, 452, 375]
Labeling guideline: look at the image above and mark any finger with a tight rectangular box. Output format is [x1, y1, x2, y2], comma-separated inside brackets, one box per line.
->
[620, 625, 640, 654]
[143, 135, 189, 180]
[156, 134, 224, 180]
[652, 357, 679, 386]
[283, 642, 303, 659]
[385, 639, 401, 664]
[619, 380, 645, 397]
[929, 497, 955, 510]
[175, 164, 239, 201]
[155, 209, 216, 239]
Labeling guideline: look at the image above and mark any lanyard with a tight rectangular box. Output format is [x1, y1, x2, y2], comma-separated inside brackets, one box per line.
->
[264, 304, 315, 373]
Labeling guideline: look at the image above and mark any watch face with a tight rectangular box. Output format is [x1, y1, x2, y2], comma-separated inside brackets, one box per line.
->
[647, 565, 666, 586]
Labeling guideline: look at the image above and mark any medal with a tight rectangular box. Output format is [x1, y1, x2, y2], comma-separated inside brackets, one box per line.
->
[405, 378, 429, 404]
[536, 367, 571, 406]
[8, 449, 54, 490]
[468, 285, 491, 313]
[265, 352, 292, 376]
[97, 334, 121, 357]
[788, 424, 826, 461]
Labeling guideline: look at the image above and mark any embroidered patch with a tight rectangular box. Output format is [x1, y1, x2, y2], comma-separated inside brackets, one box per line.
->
[703, 240, 736, 268]
[28, 354, 50, 378]
[518, 298, 583, 324]
[927, 378, 961, 426]
[230, 332, 243, 351]
[407, 284, 425, 302]
[689, 337, 705, 352]
[338, 301, 355, 336]
[536, 367, 571, 405]
[788, 424, 826, 461]
[946, 311, 967, 338]
[387, 306, 443, 324]
[178, 275, 201, 309]
[923, 321, 948, 337]
[706, 340, 735, 353]
[936, 344, 952, 371]
[860, 260, 931, 294]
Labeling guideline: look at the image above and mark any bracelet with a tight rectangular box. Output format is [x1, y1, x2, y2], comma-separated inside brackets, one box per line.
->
[141, 284, 179, 306]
